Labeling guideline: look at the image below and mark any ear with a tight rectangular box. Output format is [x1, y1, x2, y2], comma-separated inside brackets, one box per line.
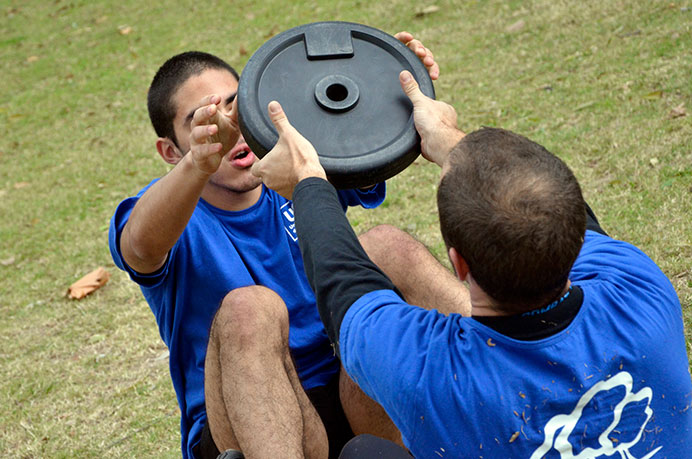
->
[448, 247, 470, 282]
[156, 137, 184, 165]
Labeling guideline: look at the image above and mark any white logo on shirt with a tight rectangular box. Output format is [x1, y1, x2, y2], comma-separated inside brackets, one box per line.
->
[530, 371, 661, 459]
[281, 202, 298, 242]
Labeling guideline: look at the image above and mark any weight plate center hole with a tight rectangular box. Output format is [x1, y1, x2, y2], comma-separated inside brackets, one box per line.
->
[326, 83, 348, 102]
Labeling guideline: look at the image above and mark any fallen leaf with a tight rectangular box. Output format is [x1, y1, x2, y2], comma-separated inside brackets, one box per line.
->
[13, 181, 30, 189]
[668, 103, 686, 119]
[415, 5, 440, 17]
[94, 15, 108, 24]
[649, 157, 659, 167]
[117, 25, 132, 35]
[643, 90, 663, 99]
[0, 256, 15, 266]
[67, 267, 110, 299]
[506, 19, 526, 33]
[239, 45, 247, 56]
[26, 55, 39, 63]
[487, 338, 496, 347]
[509, 431, 520, 443]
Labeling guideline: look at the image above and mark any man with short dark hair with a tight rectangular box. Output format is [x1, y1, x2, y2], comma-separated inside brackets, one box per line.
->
[109, 35, 449, 459]
[251, 71, 692, 457]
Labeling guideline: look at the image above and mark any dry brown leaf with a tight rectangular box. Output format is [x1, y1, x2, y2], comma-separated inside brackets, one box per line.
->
[94, 15, 108, 24]
[26, 55, 39, 63]
[669, 103, 686, 119]
[1, 256, 16, 266]
[13, 181, 30, 189]
[415, 5, 440, 17]
[67, 267, 110, 299]
[117, 25, 132, 35]
[509, 431, 520, 443]
[506, 19, 526, 33]
[239, 45, 248, 56]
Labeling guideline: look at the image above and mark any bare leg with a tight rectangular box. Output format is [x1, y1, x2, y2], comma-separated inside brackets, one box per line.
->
[339, 225, 471, 446]
[339, 368, 403, 446]
[204, 285, 328, 459]
[359, 224, 471, 316]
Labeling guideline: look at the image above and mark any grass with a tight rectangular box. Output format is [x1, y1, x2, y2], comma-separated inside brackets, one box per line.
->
[1, 0, 690, 456]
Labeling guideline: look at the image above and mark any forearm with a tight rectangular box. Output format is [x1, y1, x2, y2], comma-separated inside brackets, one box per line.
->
[293, 177, 399, 356]
[121, 154, 211, 273]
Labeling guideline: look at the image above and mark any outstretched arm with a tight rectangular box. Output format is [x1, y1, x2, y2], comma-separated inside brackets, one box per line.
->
[120, 96, 240, 274]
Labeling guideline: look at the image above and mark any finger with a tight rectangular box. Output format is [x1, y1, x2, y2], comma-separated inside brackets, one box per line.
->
[228, 98, 239, 125]
[407, 39, 426, 57]
[427, 60, 440, 80]
[191, 103, 218, 128]
[192, 142, 223, 156]
[190, 124, 218, 145]
[394, 31, 413, 44]
[267, 101, 292, 135]
[196, 94, 221, 108]
[399, 71, 427, 104]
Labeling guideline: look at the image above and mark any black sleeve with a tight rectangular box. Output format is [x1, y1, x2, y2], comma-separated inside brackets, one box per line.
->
[293, 177, 401, 357]
[585, 202, 607, 236]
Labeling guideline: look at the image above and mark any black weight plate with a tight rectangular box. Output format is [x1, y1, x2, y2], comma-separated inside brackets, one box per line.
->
[237, 21, 435, 189]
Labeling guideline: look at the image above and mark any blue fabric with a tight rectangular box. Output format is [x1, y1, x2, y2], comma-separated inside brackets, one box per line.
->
[108, 181, 384, 458]
[340, 230, 692, 458]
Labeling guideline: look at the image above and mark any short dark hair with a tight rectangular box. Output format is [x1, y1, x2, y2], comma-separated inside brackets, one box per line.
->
[437, 127, 586, 313]
[147, 51, 240, 147]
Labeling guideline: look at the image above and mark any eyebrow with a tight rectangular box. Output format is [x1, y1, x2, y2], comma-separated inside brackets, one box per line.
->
[184, 92, 237, 126]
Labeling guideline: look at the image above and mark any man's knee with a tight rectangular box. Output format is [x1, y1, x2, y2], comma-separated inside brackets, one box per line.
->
[210, 286, 288, 350]
[359, 224, 420, 263]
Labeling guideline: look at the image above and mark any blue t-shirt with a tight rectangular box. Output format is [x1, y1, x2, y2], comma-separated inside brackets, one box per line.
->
[340, 231, 692, 458]
[108, 181, 384, 458]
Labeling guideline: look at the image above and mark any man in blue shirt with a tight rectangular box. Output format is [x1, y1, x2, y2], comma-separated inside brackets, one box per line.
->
[110, 35, 442, 459]
[252, 72, 692, 458]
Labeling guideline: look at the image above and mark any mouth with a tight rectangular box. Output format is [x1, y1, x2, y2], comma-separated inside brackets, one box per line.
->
[229, 142, 256, 168]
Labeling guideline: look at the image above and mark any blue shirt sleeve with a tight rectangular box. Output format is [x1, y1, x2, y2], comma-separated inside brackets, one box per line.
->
[336, 182, 386, 211]
[108, 180, 172, 287]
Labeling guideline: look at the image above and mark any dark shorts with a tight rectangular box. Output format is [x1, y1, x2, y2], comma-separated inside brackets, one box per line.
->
[194, 368, 354, 459]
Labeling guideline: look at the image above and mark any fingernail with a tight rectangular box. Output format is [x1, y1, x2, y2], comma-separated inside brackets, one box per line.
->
[269, 101, 280, 114]
[401, 72, 411, 83]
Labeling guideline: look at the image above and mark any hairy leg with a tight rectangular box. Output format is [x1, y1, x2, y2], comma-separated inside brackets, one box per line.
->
[339, 225, 471, 446]
[204, 285, 328, 459]
[359, 224, 471, 316]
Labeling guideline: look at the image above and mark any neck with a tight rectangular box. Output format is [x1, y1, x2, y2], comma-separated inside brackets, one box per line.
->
[471, 280, 572, 317]
[200, 182, 263, 211]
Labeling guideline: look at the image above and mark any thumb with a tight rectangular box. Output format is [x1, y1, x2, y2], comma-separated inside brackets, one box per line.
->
[250, 158, 263, 178]
[399, 71, 427, 105]
[267, 101, 291, 134]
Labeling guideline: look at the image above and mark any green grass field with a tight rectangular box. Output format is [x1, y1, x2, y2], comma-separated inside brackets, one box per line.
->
[1, 0, 690, 456]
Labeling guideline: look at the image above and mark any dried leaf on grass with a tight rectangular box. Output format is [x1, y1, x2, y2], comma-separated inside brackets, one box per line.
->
[117, 25, 132, 35]
[68, 267, 110, 299]
[415, 5, 440, 17]
[506, 19, 526, 33]
[1, 256, 16, 266]
[668, 103, 686, 119]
